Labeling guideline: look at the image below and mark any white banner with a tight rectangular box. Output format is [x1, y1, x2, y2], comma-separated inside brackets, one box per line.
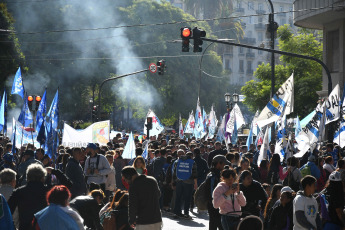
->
[208, 106, 218, 138]
[257, 74, 294, 128]
[143, 109, 164, 137]
[325, 84, 340, 124]
[226, 104, 245, 134]
[62, 120, 110, 147]
[184, 111, 195, 134]
[258, 126, 269, 165]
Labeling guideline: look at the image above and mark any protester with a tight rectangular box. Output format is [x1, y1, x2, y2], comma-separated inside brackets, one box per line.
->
[283, 156, 302, 192]
[0, 168, 17, 200]
[323, 156, 336, 177]
[300, 155, 320, 179]
[32, 185, 84, 230]
[0, 194, 14, 230]
[263, 184, 283, 227]
[105, 153, 116, 200]
[121, 166, 162, 230]
[267, 153, 289, 185]
[212, 166, 246, 230]
[132, 156, 148, 175]
[17, 149, 43, 185]
[259, 159, 269, 184]
[293, 175, 322, 230]
[208, 142, 226, 167]
[316, 157, 327, 192]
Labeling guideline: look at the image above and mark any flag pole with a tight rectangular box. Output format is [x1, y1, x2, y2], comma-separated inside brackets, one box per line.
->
[30, 123, 34, 146]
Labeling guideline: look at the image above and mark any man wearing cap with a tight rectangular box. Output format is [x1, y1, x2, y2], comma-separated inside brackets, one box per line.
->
[17, 149, 43, 186]
[84, 143, 111, 192]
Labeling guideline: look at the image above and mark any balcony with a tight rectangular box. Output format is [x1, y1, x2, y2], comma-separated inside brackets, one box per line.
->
[294, 0, 345, 29]
[254, 23, 266, 30]
[235, 8, 245, 13]
[256, 9, 266, 14]
[240, 37, 256, 45]
[223, 53, 233, 58]
[246, 52, 255, 59]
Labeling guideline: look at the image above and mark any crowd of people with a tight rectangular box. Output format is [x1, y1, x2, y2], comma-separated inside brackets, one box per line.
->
[0, 133, 345, 230]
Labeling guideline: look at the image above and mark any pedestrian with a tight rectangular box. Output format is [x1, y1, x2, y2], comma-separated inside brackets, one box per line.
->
[316, 157, 327, 192]
[259, 159, 269, 184]
[213, 166, 246, 230]
[105, 153, 116, 201]
[293, 175, 322, 230]
[263, 184, 283, 227]
[0, 168, 17, 200]
[132, 156, 148, 175]
[32, 185, 84, 230]
[267, 154, 289, 185]
[0, 194, 14, 230]
[114, 148, 126, 190]
[193, 147, 209, 186]
[283, 157, 302, 192]
[323, 156, 335, 178]
[84, 143, 112, 192]
[121, 166, 162, 230]
[208, 142, 226, 167]
[300, 155, 320, 179]
[65, 147, 88, 198]
[17, 149, 43, 186]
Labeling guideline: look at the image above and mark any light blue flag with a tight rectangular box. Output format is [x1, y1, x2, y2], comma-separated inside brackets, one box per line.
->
[268, 127, 271, 143]
[142, 143, 148, 159]
[0, 90, 7, 133]
[231, 116, 238, 145]
[295, 116, 301, 137]
[36, 90, 47, 132]
[18, 95, 33, 127]
[122, 132, 136, 159]
[246, 123, 254, 147]
[47, 90, 59, 130]
[11, 67, 25, 99]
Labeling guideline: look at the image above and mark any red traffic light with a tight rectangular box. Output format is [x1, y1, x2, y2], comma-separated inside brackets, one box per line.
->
[182, 28, 191, 38]
[35, 96, 41, 102]
[28, 96, 34, 102]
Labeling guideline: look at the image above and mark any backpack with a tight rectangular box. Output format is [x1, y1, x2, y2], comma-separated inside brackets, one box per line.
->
[100, 196, 126, 230]
[267, 170, 279, 184]
[194, 175, 215, 211]
[300, 164, 311, 178]
[318, 190, 331, 223]
[283, 168, 300, 192]
[88, 154, 101, 170]
[176, 158, 194, 180]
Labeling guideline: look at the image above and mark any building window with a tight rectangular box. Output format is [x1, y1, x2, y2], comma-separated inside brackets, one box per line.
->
[247, 61, 253, 73]
[258, 17, 263, 23]
[239, 47, 244, 54]
[327, 30, 340, 72]
[225, 59, 230, 70]
[248, 16, 253, 24]
[248, 2, 254, 10]
[237, 2, 241, 8]
[280, 6, 283, 12]
[258, 3, 263, 10]
[239, 60, 244, 72]
[258, 32, 263, 41]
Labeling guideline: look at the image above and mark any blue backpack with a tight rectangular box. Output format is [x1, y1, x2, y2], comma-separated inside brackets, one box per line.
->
[176, 158, 194, 180]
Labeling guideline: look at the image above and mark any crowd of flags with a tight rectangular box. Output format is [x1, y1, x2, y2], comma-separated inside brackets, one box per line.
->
[1, 67, 60, 158]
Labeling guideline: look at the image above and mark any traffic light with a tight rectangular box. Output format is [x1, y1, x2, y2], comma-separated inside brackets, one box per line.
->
[157, 59, 166, 75]
[92, 106, 98, 122]
[28, 95, 34, 111]
[146, 117, 153, 130]
[180, 27, 191, 52]
[193, 27, 206, 52]
[35, 96, 41, 111]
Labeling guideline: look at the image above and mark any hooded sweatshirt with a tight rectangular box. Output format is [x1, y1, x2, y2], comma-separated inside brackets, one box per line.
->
[212, 182, 246, 216]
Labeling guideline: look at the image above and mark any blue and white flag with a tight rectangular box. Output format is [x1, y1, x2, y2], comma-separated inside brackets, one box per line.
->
[275, 115, 287, 161]
[257, 126, 269, 165]
[252, 110, 259, 136]
[0, 90, 7, 133]
[11, 120, 16, 154]
[11, 67, 25, 99]
[325, 84, 341, 125]
[142, 142, 148, 159]
[194, 98, 203, 139]
[202, 108, 207, 135]
[37, 118, 46, 145]
[143, 109, 164, 137]
[122, 132, 136, 159]
[184, 111, 195, 134]
[36, 89, 47, 132]
[47, 90, 59, 130]
[246, 122, 254, 147]
[231, 113, 238, 145]
[257, 74, 294, 128]
[216, 114, 226, 142]
[12, 117, 40, 149]
[18, 95, 33, 127]
[208, 106, 218, 138]
[295, 116, 301, 138]
[226, 104, 245, 134]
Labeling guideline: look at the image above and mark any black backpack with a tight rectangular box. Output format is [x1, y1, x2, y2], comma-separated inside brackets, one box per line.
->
[267, 170, 279, 184]
[283, 168, 300, 192]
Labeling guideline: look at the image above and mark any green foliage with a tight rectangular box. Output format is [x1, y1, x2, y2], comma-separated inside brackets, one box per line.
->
[241, 25, 323, 117]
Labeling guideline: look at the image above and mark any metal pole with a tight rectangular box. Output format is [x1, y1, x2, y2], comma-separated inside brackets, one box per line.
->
[199, 42, 215, 98]
[97, 69, 148, 120]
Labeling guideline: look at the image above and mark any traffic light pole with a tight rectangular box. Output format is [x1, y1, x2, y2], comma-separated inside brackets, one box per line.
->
[97, 69, 149, 120]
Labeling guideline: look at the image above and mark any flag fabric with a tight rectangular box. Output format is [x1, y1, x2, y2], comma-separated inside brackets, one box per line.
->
[252, 110, 259, 136]
[47, 90, 59, 130]
[295, 103, 324, 158]
[285, 133, 293, 160]
[184, 111, 195, 134]
[226, 104, 245, 134]
[122, 132, 136, 159]
[194, 98, 203, 138]
[295, 116, 301, 138]
[275, 115, 287, 161]
[143, 109, 164, 137]
[18, 95, 33, 127]
[202, 108, 207, 137]
[216, 114, 226, 142]
[231, 113, 238, 145]
[11, 67, 25, 99]
[0, 90, 7, 133]
[36, 89, 47, 132]
[178, 114, 184, 139]
[37, 118, 46, 145]
[325, 84, 341, 124]
[257, 74, 294, 128]
[208, 106, 218, 138]
[257, 126, 270, 165]
[11, 121, 16, 154]
[246, 121, 254, 147]
[334, 118, 345, 148]
[142, 142, 148, 159]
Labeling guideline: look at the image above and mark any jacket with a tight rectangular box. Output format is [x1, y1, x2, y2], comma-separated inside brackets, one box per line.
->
[66, 157, 87, 198]
[240, 180, 267, 216]
[128, 175, 162, 225]
[212, 182, 246, 215]
[194, 155, 209, 185]
[17, 157, 43, 185]
[300, 161, 320, 179]
[173, 155, 198, 184]
[152, 156, 166, 181]
[268, 200, 293, 230]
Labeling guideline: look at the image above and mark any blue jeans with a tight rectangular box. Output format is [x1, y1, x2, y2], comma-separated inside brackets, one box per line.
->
[221, 215, 240, 230]
[174, 181, 193, 215]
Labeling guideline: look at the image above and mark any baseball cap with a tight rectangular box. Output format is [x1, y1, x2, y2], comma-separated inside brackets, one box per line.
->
[86, 143, 97, 150]
[212, 155, 230, 165]
[329, 171, 342, 182]
[308, 155, 316, 162]
[281, 186, 294, 193]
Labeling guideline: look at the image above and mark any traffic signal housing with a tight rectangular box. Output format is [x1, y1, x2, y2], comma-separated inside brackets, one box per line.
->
[35, 96, 41, 111]
[181, 27, 191, 52]
[157, 59, 166, 75]
[28, 95, 34, 111]
[92, 105, 98, 122]
[193, 27, 206, 52]
[146, 117, 153, 130]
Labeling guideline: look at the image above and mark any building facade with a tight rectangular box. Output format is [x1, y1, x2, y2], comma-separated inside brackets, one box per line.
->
[294, 0, 345, 96]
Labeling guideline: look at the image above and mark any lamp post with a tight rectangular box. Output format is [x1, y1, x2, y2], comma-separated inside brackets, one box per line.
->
[232, 92, 239, 105]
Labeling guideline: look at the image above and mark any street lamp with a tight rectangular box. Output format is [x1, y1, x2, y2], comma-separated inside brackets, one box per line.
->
[225, 93, 231, 111]
[232, 93, 239, 104]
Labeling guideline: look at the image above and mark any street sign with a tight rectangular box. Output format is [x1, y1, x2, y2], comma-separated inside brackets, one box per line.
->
[149, 63, 157, 73]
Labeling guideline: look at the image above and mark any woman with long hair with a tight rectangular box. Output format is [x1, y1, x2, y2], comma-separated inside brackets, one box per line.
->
[316, 157, 327, 192]
[132, 156, 147, 175]
[213, 166, 246, 230]
[267, 154, 289, 185]
[263, 184, 283, 227]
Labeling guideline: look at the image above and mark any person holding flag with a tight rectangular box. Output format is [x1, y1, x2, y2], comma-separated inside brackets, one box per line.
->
[11, 67, 25, 100]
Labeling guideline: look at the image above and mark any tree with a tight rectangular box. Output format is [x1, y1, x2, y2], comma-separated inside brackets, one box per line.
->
[241, 25, 323, 117]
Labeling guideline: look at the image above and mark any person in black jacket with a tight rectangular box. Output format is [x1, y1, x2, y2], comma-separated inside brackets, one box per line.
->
[240, 170, 267, 217]
[207, 142, 227, 167]
[194, 148, 209, 186]
[65, 147, 87, 198]
[70, 189, 105, 230]
[7, 163, 72, 230]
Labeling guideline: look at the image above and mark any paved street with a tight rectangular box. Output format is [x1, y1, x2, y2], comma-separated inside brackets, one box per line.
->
[162, 209, 209, 230]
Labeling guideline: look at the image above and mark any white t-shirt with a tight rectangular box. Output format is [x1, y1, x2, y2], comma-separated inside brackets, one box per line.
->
[293, 193, 318, 230]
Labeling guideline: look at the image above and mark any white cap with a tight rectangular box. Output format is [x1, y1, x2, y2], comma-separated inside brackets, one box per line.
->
[281, 186, 294, 193]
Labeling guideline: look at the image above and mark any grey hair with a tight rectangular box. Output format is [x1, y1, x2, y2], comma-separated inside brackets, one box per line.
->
[26, 164, 47, 182]
[0, 168, 17, 185]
